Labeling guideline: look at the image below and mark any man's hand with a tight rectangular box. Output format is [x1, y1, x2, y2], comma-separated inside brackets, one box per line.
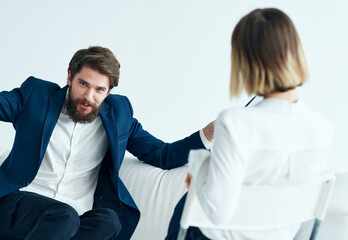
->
[203, 121, 215, 142]
[185, 173, 192, 189]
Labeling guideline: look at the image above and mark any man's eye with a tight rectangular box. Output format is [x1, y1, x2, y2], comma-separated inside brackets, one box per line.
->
[97, 88, 105, 92]
[80, 82, 87, 86]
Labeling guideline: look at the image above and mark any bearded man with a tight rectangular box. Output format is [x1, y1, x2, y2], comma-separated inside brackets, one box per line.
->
[0, 46, 214, 240]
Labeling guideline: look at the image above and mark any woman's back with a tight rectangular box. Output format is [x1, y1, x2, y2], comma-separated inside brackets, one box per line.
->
[228, 98, 333, 184]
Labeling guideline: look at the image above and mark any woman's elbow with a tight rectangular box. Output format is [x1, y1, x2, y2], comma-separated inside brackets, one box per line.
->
[202, 200, 237, 226]
[202, 204, 232, 226]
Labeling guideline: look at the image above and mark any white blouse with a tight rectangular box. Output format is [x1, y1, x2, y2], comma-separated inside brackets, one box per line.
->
[189, 98, 334, 240]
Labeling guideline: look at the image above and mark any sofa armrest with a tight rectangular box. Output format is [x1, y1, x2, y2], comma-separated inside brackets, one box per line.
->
[119, 157, 187, 240]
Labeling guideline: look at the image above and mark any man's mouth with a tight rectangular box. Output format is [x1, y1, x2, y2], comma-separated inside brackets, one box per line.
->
[80, 102, 91, 109]
[66, 95, 101, 123]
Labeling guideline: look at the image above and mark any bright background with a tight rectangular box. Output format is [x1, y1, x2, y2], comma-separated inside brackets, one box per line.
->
[0, 0, 347, 171]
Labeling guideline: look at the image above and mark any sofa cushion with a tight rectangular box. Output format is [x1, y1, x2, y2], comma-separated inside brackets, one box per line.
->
[119, 156, 187, 240]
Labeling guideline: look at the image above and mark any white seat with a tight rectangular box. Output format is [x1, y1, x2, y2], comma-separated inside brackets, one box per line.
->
[178, 173, 336, 240]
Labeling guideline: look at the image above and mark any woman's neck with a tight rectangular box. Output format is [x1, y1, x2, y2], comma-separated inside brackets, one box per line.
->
[265, 89, 298, 103]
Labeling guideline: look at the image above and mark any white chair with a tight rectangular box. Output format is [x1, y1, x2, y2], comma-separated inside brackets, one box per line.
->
[178, 173, 336, 240]
[317, 172, 348, 240]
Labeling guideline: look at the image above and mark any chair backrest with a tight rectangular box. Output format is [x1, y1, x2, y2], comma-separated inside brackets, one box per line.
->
[180, 173, 336, 232]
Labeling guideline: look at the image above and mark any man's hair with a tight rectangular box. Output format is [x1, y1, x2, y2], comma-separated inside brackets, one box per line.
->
[230, 8, 308, 97]
[68, 46, 120, 89]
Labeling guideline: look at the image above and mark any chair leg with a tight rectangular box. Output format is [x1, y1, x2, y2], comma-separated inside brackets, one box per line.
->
[177, 227, 187, 240]
[309, 219, 321, 240]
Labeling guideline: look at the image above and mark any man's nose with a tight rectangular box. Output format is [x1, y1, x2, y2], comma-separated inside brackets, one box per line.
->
[84, 89, 94, 102]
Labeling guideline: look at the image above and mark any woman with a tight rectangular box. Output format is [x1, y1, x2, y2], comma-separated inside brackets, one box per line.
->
[166, 8, 334, 240]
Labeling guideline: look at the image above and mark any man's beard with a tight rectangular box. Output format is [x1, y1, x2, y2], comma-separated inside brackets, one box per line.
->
[66, 96, 101, 124]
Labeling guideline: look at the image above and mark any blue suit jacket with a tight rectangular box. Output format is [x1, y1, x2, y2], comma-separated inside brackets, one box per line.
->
[0, 77, 205, 239]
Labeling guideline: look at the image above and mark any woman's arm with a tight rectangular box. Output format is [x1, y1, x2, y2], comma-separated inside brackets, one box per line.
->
[190, 111, 246, 225]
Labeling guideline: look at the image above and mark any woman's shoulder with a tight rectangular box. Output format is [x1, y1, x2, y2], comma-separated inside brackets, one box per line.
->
[299, 101, 335, 136]
[217, 105, 262, 123]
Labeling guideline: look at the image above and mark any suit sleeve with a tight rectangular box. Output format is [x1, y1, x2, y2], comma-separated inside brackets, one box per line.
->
[0, 77, 36, 124]
[124, 97, 206, 170]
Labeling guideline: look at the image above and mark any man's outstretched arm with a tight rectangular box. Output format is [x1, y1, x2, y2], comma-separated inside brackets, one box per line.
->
[125, 98, 214, 169]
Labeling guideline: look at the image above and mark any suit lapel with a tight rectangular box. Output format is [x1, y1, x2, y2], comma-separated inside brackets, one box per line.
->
[100, 102, 120, 170]
[99, 103, 137, 208]
[39, 86, 67, 162]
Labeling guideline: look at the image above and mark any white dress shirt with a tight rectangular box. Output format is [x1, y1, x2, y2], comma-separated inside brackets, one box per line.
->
[21, 111, 109, 215]
[189, 98, 334, 240]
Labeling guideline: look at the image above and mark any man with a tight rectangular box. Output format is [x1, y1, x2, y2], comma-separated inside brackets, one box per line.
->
[0, 46, 214, 240]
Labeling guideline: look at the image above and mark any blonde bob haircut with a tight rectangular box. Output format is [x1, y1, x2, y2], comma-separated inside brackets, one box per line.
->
[230, 8, 308, 98]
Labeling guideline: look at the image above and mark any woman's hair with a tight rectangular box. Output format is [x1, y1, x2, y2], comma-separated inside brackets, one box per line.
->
[230, 8, 308, 97]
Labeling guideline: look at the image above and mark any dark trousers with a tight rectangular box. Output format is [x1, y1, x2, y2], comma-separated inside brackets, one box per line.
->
[0, 191, 122, 240]
[165, 194, 211, 240]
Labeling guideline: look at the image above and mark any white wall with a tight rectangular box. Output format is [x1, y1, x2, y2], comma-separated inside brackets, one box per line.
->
[0, 0, 347, 171]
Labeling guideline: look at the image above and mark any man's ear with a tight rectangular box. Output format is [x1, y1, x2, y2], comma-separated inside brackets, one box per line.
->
[67, 70, 72, 87]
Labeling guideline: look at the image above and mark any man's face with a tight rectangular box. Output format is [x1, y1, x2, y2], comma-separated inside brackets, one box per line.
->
[67, 66, 110, 123]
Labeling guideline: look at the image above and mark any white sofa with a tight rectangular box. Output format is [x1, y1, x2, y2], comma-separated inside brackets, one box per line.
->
[1, 149, 347, 240]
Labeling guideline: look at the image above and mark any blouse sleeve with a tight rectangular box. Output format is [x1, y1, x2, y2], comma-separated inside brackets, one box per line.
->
[189, 111, 246, 225]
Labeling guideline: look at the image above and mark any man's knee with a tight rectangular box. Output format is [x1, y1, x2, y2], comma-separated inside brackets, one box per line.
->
[94, 208, 122, 236]
[43, 202, 80, 231]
